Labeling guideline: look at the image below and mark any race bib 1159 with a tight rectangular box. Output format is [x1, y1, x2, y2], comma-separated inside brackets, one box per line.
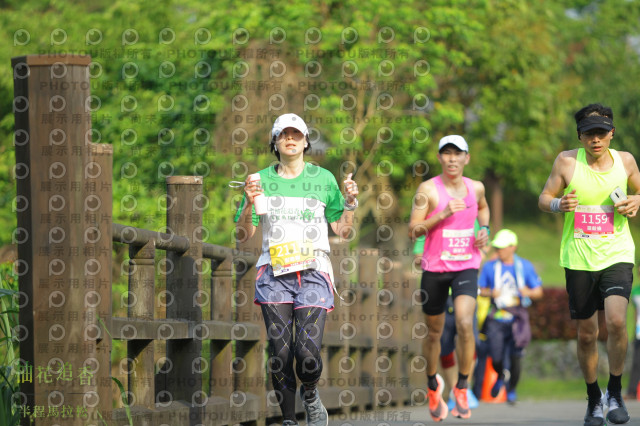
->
[574, 205, 614, 239]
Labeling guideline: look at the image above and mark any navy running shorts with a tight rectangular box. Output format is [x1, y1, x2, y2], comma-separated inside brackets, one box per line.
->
[254, 264, 335, 311]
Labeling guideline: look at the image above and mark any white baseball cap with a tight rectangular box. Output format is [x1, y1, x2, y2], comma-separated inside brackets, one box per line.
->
[438, 135, 469, 152]
[271, 113, 309, 141]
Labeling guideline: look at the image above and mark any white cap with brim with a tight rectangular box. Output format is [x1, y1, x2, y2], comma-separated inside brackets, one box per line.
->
[438, 135, 468, 152]
[491, 229, 518, 249]
[271, 113, 309, 141]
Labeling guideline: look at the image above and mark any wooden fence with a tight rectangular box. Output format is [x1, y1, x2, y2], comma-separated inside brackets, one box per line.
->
[11, 54, 424, 426]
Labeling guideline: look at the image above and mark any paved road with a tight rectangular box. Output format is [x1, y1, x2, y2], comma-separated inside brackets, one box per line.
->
[327, 400, 640, 425]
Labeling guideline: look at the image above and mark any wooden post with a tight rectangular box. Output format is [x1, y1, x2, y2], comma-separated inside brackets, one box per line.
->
[343, 246, 362, 412]
[358, 249, 379, 410]
[128, 240, 155, 413]
[86, 142, 113, 422]
[235, 227, 266, 425]
[386, 260, 405, 404]
[409, 269, 427, 403]
[210, 254, 233, 400]
[165, 176, 204, 420]
[12, 54, 110, 425]
[377, 256, 395, 408]
[324, 238, 349, 411]
[402, 270, 421, 401]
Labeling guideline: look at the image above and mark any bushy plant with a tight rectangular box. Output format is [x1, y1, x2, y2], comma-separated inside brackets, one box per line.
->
[529, 288, 607, 341]
[0, 262, 19, 426]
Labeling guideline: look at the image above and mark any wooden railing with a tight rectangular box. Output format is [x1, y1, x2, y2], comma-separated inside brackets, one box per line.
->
[12, 54, 424, 426]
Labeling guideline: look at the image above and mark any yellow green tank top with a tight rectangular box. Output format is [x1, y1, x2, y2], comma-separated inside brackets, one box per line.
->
[560, 148, 634, 270]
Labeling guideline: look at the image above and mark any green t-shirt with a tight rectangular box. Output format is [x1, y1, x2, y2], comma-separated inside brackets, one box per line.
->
[234, 163, 344, 274]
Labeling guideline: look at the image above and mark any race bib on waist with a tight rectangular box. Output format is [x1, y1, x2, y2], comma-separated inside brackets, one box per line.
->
[269, 240, 315, 276]
[492, 309, 514, 322]
[441, 228, 474, 261]
[574, 205, 614, 239]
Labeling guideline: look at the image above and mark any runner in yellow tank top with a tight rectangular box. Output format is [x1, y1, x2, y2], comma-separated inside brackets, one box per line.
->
[539, 103, 640, 426]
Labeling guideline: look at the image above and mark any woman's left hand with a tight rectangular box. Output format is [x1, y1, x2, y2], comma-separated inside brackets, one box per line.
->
[344, 173, 359, 205]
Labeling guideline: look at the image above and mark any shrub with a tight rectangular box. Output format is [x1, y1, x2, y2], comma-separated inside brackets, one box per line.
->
[0, 262, 19, 426]
[529, 288, 607, 341]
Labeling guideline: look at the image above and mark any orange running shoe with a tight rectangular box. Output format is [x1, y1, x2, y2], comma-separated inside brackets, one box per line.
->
[451, 386, 471, 419]
[427, 374, 448, 422]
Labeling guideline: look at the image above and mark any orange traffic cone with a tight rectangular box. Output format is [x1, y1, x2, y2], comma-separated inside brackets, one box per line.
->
[480, 356, 507, 403]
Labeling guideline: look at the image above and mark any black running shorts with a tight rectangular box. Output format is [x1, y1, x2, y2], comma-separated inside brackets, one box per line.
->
[419, 268, 478, 315]
[565, 262, 633, 319]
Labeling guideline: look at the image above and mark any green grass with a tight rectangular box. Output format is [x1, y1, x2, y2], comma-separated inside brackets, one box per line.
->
[517, 376, 587, 400]
[503, 220, 565, 287]
[518, 375, 633, 401]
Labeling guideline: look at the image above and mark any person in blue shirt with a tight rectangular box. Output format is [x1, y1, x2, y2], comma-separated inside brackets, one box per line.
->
[478, 229, 543, 404]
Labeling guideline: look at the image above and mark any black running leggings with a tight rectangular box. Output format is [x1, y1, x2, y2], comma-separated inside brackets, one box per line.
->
[261, 304, 327, 421]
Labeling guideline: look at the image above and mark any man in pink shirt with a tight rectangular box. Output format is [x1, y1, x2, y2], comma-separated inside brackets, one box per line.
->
[409, 135, 490, 421]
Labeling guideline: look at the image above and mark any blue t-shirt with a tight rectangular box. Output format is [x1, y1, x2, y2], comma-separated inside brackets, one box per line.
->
[479, 257, 541, 313]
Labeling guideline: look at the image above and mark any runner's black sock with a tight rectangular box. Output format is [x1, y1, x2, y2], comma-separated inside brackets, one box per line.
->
[492, 359, 505, 382]
[456, 373, 469, 389]
[427, 374, 438, 391]
[607, 374, 622, 395]
[586, 380, 601, 403]
[508, 356, 522, 391]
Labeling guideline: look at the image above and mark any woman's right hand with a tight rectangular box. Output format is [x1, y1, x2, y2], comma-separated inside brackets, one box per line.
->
[243, 175, 263, 205]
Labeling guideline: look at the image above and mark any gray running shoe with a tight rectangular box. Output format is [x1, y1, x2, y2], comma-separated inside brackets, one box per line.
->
[282, 421, 299, 426]
[605, 390, 630, 424]
[299, 386, 328, 426]
[584, 396, 606, 426]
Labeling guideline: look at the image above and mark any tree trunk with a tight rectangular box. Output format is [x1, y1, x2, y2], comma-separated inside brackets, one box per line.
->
[485, 171, 503, 231]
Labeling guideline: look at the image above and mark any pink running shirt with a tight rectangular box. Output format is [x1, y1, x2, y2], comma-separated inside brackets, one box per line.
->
[421, 175, 481, 273]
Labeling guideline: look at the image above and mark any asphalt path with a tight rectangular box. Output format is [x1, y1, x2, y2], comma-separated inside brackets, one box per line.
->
[326, 399, 640, 425]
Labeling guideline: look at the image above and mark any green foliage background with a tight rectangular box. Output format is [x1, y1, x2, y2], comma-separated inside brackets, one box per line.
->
[0, 0, 640, 414]
[0, 0, 639, 248]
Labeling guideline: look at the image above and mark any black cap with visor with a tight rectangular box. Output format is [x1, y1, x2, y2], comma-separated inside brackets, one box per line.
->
[577, 115, 614, 133]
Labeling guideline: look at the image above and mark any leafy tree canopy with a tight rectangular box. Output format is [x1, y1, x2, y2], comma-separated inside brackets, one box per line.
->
[0, 0, 639, 247]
